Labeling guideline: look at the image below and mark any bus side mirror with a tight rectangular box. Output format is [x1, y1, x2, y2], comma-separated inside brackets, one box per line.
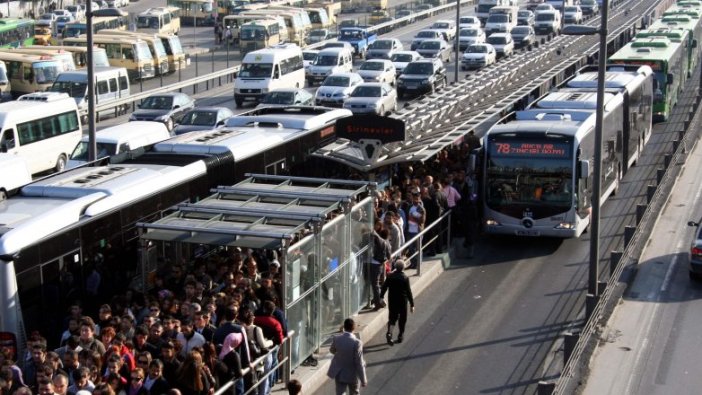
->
[579, 160, 590, 179]
[667, 73, 674, 85]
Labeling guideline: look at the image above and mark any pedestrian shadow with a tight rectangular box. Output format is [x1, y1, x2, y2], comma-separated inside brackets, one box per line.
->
[363, 343, 392, 354]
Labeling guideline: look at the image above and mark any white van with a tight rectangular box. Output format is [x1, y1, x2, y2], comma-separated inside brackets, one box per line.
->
[0, 154, 32, 200]
[67, 121, 170, 168]
[306, 47, 354, 85]
[234, 44, 305, 107]
[50, 67, 130, 120]
[2, 92, 82, 174]
[485, 6, 519, 34]
[534, 9, 561, 34]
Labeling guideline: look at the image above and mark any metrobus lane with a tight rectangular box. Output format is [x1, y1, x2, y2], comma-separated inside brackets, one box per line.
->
[93, 0, 532, 96]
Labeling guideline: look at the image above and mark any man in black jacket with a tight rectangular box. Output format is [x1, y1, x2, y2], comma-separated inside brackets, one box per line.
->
[380, 260, 415, 345]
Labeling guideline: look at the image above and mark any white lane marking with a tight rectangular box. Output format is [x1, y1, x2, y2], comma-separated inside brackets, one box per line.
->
[660, 255, 677, 293]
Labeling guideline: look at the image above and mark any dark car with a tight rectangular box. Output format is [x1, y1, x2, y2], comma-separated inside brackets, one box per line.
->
[129, 92, 195, 131]
[511, 26, 536, 48]
[688, 219, 702, 278]
[396, 58, 447, 98]
[257, 88, 314, 107]
[580, 0, 599, 15]
[172, 106, 234, 135]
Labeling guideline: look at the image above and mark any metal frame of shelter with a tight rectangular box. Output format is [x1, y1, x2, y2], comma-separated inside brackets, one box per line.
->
[136, 173, 377, 370]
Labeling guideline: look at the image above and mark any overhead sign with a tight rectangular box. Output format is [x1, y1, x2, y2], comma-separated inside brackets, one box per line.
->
[335, 115, 406, 144]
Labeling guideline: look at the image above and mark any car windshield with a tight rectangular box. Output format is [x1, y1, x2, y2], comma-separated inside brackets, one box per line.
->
[536, 4, 552, 10]
[391, 53, 414, 62]
[460, 17, 477, 24]
[141, 96, 174, 110]
[371, 40, 392, 49]
[518, 11, 530, 16]
[50, 80, 87, 98]
[71, 142, 117, 161]
[180, 110, 217, 126]
[419, 41, 440, 49]
[565, 6, 578, 12]
[310, 30, 326, 37]
[488, 15, 508, 22]
[487, 36, 506, 45]
[303, 52, 317, 61]
[536, 13, 555, 21]
[403, 62, 432, 74]
[314, 55, 338, 66]
[41, 13, 54, 20]
[512, 27, 530, 34]
[467, 45, 487, 53]
[351, 86, 381, 97]
[433, 22, 450, 29]
[262, 91, 294, 104]
[460, 29, 479, 36]
[416, 31, 435, 38]
[57, 16, 72, 22]
[360, 61, 384, 70]
[323, 76, 350, 86]
[239, 62, 272, 78]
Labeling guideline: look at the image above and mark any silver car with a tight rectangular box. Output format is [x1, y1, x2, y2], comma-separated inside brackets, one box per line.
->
[390, 50, 422, 76]
[416, 39, 451, 62]
[173, 107, 234, 135]
[366, 38, 404, 60]
[315, 72, 364, 107]
[357, 59, 396, 85]
[343, 82, 397, 116]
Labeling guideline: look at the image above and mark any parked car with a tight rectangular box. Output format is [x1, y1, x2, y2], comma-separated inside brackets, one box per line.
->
[306, 29, 335, 44]
[459, 15, 481, 29]
[410, 30, 443, 50]
[390, 50, 422, 76]
[129, 92, 195, 131]
[518, 10, 535, 26]
[357, 59, 396, 85]
[564, 6, 583, 24]
[303, 50, 318, 69]
[173, 107, 234, 135]
[416, 39, 451, 62]
[487, 32, 515, 58]
[461, 43, 497, 70]
[367, 38, 403, 60]
[511, 26, 536, 48]
[314, 72, 364, 107]
[395, 9, 416, 24]
[257, 88, 314, 108]
[458, 27, 486, 51]
[397, 58, 447, 98]
[343, 82, 397, 116]
[580, 0, 599, 15]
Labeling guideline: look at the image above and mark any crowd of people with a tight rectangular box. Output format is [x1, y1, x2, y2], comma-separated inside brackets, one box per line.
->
[0, 249, 296, 395]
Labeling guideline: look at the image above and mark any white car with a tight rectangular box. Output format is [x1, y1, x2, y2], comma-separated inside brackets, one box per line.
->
[303, 50, 318, 69]
[343, 82, 397, 116]
[410, 30, 443, 50]
[564, 5, 583, 24]
[487, 32, 515, 58]
[431, 19, 457, 41]
[390, 50, 422, 76]
[357, 59, 396, 85]
[534, 3, 556, 13]
[458, 15, 481, 29]
[38, 13, 57, 25]
[461, 43, 497, 70]
[458, 27, 486, 51]
[314, 72, 364, 107]
[52, 9, 72, 17]
[65, 4, 85, 20]
[366, 38, 404, 60]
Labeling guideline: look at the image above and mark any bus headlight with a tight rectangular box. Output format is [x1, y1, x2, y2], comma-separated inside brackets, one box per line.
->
[555, 222, 575, 230]
[485, 219, 500, 226]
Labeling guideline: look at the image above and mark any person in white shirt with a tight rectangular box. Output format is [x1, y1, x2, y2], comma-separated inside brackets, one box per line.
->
[175, 320, 206, 358]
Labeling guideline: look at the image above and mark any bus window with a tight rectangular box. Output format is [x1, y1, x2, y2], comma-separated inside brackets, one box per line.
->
[97, 80, 108, 95]
[109, 78, 117, 92]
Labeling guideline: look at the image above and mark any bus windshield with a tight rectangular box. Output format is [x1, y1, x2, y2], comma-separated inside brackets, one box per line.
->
[486, 135, 573, 215]
[50, 80, 86, 98]
[152, 40, 168, 57]
[71, 141, 117, 161]
[166, 37, 184, 55]
[137, 16, 160, 29]
[241, 26, 266, 40]
[239, 62, 272, 77]
[135, 42, 153, 61]
[33, 61, 62, 84]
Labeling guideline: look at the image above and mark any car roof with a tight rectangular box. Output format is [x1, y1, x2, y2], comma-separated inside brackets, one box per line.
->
[188, 106, 231, 112]
[421, 39, 445, 43]
[267, 88, 304, 93]
[356, 82, 385, 87]
[489, 32, 510, 38]
[149, 92, 187, 98]
[327, 72, 360, 78]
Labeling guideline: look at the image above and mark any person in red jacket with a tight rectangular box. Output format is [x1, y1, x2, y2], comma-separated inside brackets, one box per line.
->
[253, 301, 284, 346]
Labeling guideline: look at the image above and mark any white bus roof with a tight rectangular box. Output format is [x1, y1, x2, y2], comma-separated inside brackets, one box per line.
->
[567, 66, 653, 89]
[533, 91, 620, 111]
[56, 66, 128, 80]
[154, 107, 351, 160]
[0, 162, 206, 255]
[81, 122, 169, 144]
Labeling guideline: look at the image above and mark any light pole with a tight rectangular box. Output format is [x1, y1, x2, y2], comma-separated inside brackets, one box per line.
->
[562, 0, 609, 317]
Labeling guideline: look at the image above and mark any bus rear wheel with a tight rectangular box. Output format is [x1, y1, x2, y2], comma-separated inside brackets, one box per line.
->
[55, 154, 67, 172]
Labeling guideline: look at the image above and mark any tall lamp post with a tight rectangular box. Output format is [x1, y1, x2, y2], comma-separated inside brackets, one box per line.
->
[562, 0, 609, 318]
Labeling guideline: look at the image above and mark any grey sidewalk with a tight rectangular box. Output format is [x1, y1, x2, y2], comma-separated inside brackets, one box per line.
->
[271, 253, 450, 394]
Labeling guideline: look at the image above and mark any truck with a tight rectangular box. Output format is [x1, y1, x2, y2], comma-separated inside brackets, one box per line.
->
[338, 27, 378, 58]
[485, 5, 518, 34]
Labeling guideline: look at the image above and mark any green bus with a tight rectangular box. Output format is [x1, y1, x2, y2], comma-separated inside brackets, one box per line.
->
[657, 14, 702, 75]
[610, 37, 685, 122]
[0, 18, 35, 48]
[636, 25, 694, 76]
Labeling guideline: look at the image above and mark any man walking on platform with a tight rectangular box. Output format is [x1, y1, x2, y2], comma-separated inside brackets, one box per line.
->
[327, 318, 367, 395]
[381, 260, 415, 345]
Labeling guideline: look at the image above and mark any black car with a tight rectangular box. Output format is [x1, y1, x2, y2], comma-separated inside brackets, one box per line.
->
[129, 92, 195, 131]
[396, 58, 447, 98]
[580, 0, 599, 15]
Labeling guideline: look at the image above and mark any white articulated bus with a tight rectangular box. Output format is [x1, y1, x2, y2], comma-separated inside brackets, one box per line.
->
[0, 92, 82, 174]
[234, 44, 305, 107]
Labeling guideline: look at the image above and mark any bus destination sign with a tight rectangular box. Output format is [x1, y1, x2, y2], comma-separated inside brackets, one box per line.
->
[490, 141, 570, 158]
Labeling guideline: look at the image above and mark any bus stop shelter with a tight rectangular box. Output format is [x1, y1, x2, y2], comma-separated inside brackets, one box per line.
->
[137, 174, 376, 369]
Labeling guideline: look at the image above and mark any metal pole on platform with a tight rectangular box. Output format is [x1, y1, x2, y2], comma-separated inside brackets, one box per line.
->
[87, 0, 96, 162]
[454, 0, 460, 83]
